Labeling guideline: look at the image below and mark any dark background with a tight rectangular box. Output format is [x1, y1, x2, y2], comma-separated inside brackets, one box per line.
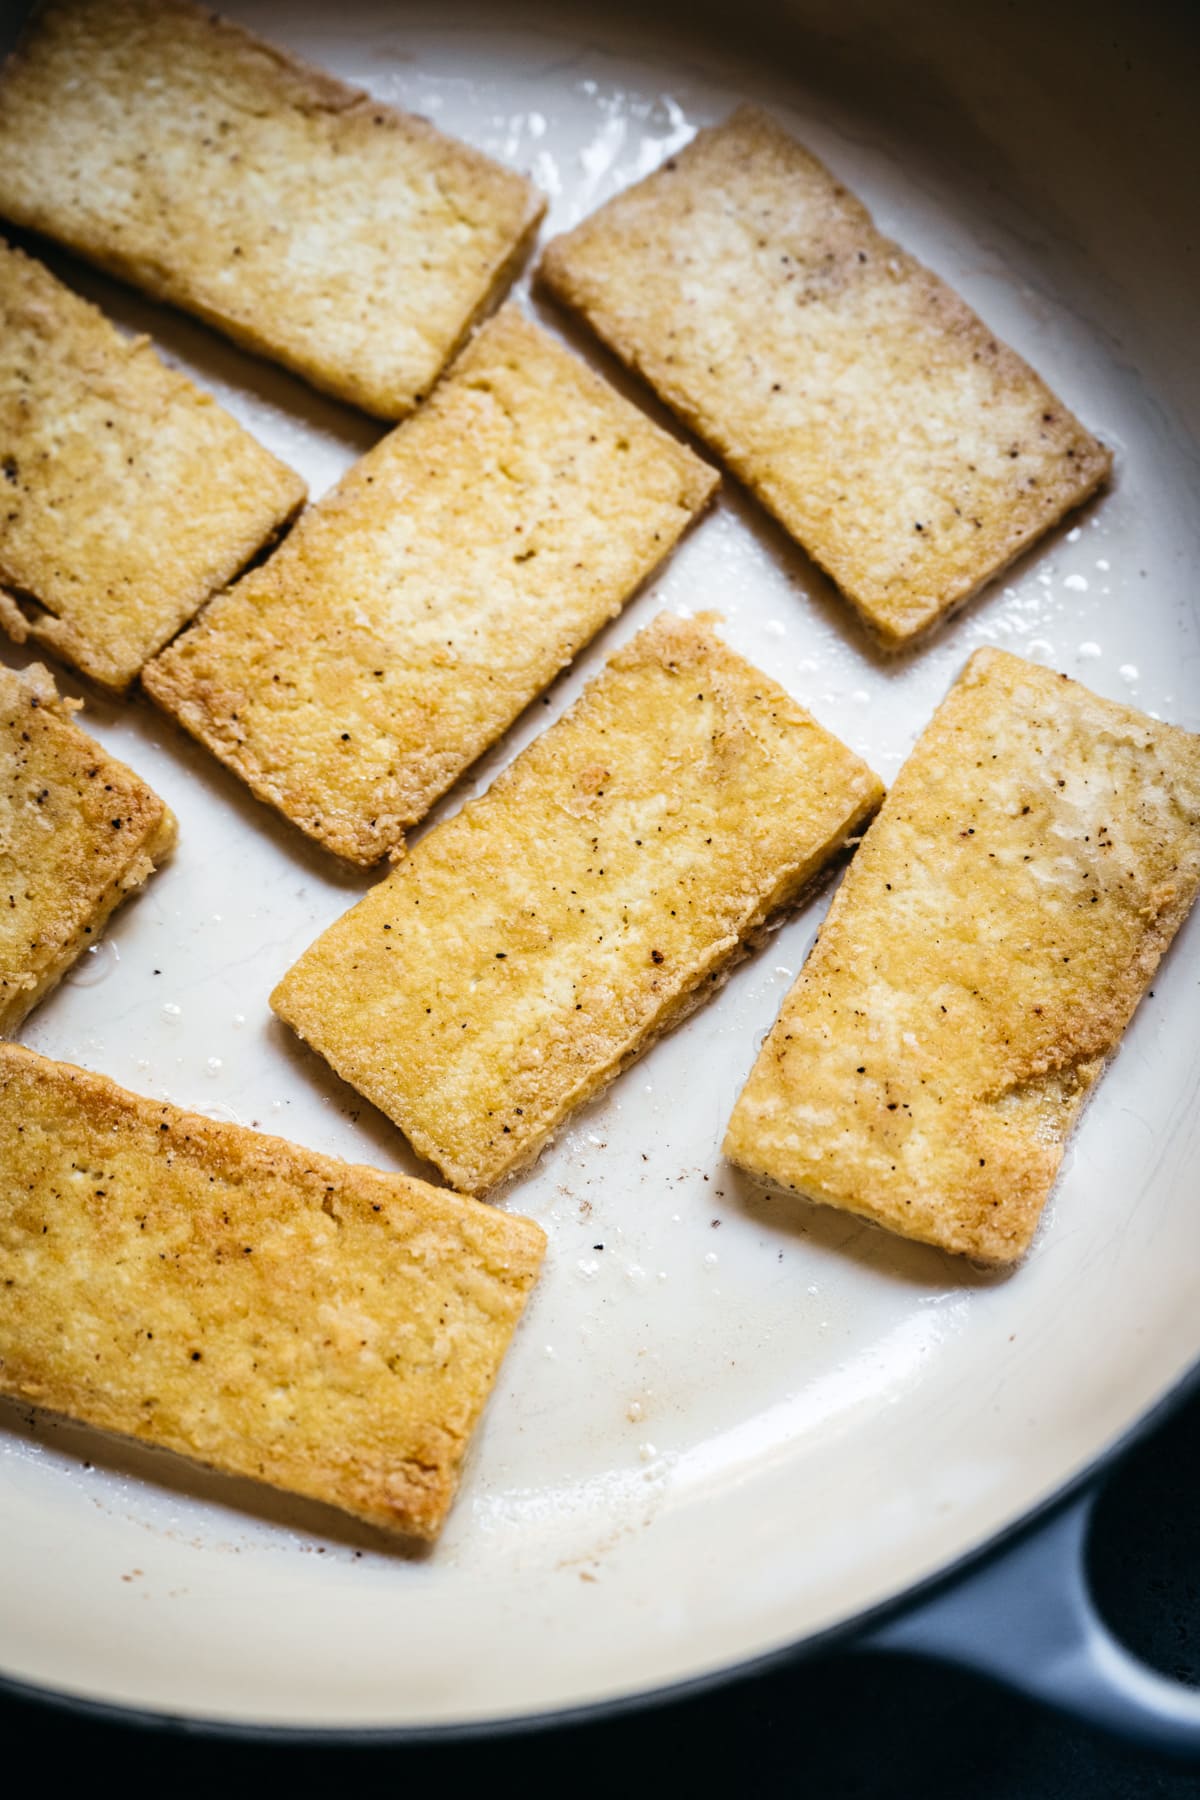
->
[3, 1377, 1198, 1796]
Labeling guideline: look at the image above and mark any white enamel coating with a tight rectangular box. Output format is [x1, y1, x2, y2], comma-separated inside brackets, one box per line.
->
[1, 0, 1197, 1731]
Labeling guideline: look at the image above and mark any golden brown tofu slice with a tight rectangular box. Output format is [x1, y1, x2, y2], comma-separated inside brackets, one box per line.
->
[725, 648, 1200, 1265]
[0, 1042, 546, 1539]
[0, 240, 305, 691]
[143, 305, 718, 866]
[0, 0, 545, 417]
[539, 107, 1111, 647]
[0, 662, 175, 1033]
[271, 612, 884, 1195]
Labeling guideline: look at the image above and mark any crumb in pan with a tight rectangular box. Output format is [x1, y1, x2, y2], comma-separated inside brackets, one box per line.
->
[724, 647, 1200, 1264]
[271, 610, 883, 1194]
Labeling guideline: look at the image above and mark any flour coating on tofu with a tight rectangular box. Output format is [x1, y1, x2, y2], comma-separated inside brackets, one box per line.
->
[0, 662, 175, 1033]
[0, 1042, 545, 1539]
[724, 647, 1200, 1264]
[144, 305, 718, 866]
[271, 611, 883, 1194]
[0, 0, 545, 416]
[0, 240, 304, 691]
[540, 106, 1111, 646]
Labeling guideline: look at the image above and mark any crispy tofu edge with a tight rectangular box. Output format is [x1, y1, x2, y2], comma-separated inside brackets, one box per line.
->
[270, 801, 882, 1199]
[141, 644, 389, 867]
[440, 790, 881, 1198]
[858, 444, 1112, 653]
[0, 799, 178, 1038]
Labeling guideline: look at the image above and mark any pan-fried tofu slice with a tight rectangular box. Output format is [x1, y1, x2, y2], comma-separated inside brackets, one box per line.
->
[271, 612, 883, 1195]
[144, 306, 718, 867]
[0, 1042, 545, 1540]
[539, 106, 1111, 647]
[0, 662, 175, 1033]
[0, 0, 545, 417]
[724, 648, 1200, 1265]
[0, 241, 304, 691]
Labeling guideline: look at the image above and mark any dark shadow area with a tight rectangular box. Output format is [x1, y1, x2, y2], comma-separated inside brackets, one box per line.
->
[0, 0, 36, 60]
[1088, 1390, 1200, 1690]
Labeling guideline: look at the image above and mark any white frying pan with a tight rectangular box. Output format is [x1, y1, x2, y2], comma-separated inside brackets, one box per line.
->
[2, 0, 1198, 1751]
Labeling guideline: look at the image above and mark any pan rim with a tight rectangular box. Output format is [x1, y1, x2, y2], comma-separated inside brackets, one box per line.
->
[2, 1352, 1196, 1744]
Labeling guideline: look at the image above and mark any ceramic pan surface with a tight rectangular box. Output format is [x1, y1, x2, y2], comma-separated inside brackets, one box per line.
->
[1, 0, 1197, 1731]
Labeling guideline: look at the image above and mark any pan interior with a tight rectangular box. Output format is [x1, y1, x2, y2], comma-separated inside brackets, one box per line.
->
[1, 0, 1197, 1731]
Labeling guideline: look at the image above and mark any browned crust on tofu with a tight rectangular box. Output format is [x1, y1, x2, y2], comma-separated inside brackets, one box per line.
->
[271, 610, 884, 1194]
[0, 239, 305, 691]
[539, 107, 1111, 646]
[143, 305, 718, 866]
[0, 0, 546, 417]
[724, 648, 1200, 1264]
[0, 661, 175, 1032]
[0, 1041, 546, 1538]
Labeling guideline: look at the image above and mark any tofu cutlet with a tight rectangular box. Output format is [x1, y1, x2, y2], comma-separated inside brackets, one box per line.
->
[540, 106, 1110, 646]
[0, 0, 545, 416]
[144, 305, 718, 866]
[724, 647, 1200, 1263]
[271, 611, 883, 1194]
[0, 240, 304, 691]
[0, 1042, 546, 1539]
[0, 661, 175, 1033]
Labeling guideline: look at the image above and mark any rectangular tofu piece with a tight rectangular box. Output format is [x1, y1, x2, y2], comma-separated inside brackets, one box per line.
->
[271, 612, 884, 1195]
[0, 241, 305, 691]
[0, 662, 175, 1033]
[143, 305, 718, 866]
[0, 1042, 546, 1539]
[724, 647, 1200, 1264]
[539, 106, 1111, 647]
[0, 0, 545, 417]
